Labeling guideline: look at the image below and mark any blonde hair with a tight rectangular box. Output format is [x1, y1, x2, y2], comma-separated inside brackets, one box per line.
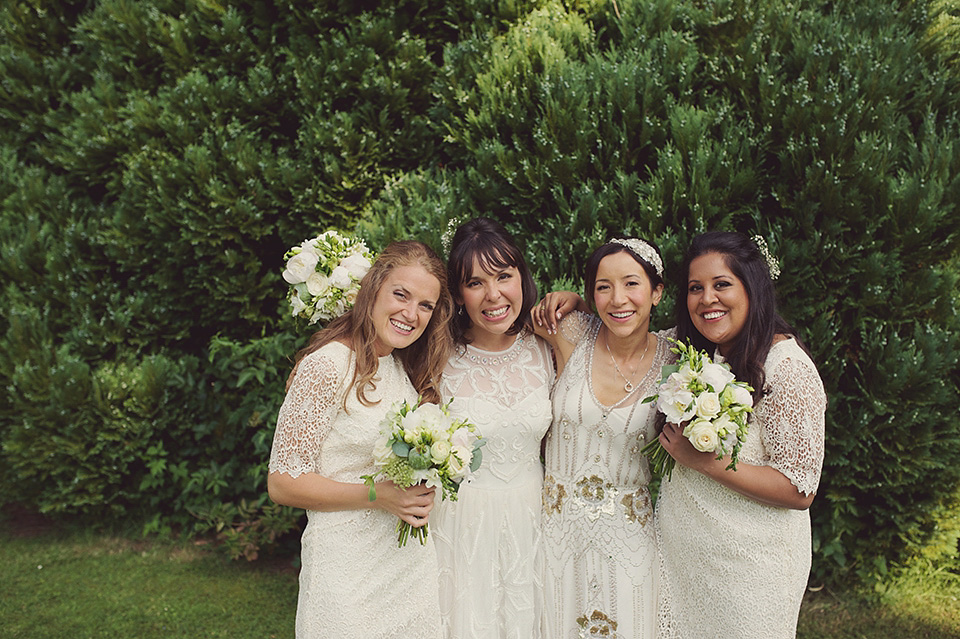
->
[287, 240, 453, 407]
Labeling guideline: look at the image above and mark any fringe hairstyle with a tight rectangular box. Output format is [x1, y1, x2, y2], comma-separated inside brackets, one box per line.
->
[446, 217, 539, 345]
[286, 240, 454, 407]
[675, 231, 812, 398]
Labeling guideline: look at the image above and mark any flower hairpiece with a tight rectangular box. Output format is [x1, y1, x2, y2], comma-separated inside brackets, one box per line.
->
[282, 230, 376, 326]
[752, 235, 780, 280]
[608, 237, 664, 277]
[441, 217, 462, 257]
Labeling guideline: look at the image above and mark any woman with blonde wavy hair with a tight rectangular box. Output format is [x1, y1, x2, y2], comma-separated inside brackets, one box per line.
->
[269, 240, 453, 639]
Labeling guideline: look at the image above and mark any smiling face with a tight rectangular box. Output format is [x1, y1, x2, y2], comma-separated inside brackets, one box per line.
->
[686, 251, 750, 355]
[593, 251, 663, 339]
[371, 264, 442, 357]
[459, 256, 524, 348]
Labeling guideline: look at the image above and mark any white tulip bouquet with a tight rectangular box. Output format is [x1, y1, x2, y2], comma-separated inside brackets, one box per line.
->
[281, 230, 375, 325]
[641, 339, 754, 480]
[362, 398, 485, 547]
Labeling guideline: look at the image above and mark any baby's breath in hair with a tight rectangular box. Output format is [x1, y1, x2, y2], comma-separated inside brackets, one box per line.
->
[752, 235, 781, 280]
[441, 217, 462, 257]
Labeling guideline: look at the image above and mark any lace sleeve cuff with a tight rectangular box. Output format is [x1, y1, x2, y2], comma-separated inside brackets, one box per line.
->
[268, 349, 346, 478]
[759, 353, 827, 496]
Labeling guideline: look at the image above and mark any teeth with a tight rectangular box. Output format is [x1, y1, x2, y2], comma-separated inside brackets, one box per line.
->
[484, 307, 509, 318]
[611, 311, 633, 318]
[703, 311, 726, 320]
[391, 319, 414, 331]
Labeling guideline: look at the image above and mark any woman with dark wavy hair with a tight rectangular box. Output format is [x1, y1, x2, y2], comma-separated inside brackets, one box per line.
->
[656, 231, 826, 639]
[268, 240, 453, 639]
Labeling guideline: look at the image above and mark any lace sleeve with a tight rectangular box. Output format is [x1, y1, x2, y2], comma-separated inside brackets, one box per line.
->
[757, 352, 826, 496]
[557, 310, 593, 345]
[269, 349, 346, 479]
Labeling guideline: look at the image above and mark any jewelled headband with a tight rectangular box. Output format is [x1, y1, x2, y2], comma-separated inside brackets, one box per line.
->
[607, 238, 664, 277]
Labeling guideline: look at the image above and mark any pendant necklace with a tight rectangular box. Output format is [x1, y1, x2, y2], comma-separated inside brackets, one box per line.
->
[605, 331, 650, 393]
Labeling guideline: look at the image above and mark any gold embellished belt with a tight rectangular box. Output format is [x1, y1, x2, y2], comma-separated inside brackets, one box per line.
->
[542, 473, 652, 526]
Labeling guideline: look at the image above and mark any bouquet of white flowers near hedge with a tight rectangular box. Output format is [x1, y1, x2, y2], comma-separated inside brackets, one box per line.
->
[362, 399, 485, 547]
[281, 230, 375, 325]
[640, 339, 754, 480]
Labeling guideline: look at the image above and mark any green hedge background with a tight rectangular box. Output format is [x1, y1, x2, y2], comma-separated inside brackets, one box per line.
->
[1, 0, 958, 585]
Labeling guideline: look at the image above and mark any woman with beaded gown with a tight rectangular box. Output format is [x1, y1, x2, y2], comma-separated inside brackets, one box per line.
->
[432, 218, 554, 639]
[268, 241, 453, 639]
[534, 238, 669, 639]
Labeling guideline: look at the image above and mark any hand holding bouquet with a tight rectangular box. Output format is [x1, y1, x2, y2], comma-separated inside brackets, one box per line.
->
[362, 399, 485, 547]
[641, 339, 754, 480]
[282, 230, 375, 325]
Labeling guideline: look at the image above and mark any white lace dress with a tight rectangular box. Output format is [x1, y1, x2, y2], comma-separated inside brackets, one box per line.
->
[656, 337, 826, 639]
[433, 329, 554, 639]
[269, 342, 442, 639]
[542, 313, 669, 639]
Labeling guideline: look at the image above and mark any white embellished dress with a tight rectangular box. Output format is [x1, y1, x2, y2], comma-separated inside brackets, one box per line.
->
[656, 337, 826, 639]
[433, 329, 554, 639]
[542, 313, 670, 639]
[269, 342, 442, 639]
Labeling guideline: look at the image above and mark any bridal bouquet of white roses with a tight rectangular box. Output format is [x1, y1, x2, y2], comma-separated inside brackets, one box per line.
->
[281, 230, 375, 325]
[362, 399, 485, 547]
[640, 339, 754, 480]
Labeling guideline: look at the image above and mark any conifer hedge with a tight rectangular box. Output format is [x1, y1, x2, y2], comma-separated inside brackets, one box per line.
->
[1, 0, 958, 585]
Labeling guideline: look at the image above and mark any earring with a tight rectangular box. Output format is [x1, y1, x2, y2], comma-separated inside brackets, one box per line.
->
[457, 305, 464, 316]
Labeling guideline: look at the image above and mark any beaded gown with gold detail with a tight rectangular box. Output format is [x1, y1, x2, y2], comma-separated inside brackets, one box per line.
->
[541, 312, 671, 639]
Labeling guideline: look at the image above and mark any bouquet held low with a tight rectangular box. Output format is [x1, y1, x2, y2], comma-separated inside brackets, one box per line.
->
[362, 399, 485, 547]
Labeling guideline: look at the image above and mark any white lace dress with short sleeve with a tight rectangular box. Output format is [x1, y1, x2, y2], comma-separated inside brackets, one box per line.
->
[433, 329, 554, 639]
[269, 341, 442, 639]
[656, 337, 827, 639]
[541, 312, 671, 639]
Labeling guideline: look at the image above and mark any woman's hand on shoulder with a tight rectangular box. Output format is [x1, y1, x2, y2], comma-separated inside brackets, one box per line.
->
[532, 290, 587, 336]
[373, 481, 437, 527]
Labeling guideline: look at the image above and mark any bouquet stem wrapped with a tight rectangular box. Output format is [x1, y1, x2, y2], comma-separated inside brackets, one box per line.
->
[641, 339, 754, 480]
[362, 398, 485, 547]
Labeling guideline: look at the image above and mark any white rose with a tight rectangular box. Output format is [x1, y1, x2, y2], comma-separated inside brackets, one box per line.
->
[683, 419, 720, 453]
[695, 391, 722, 420]
[450, 426, 475, 450]
[330, 265, 352, 289]
[373, 435, 394, 464]
[448, 445, 472, 480]
[700, 362, 736, 393]
[282, 251, 319, 284]
[344, 288, 359, 306]
[341, 253, 372, 280]
[727, 383, 754, 408]
[305, 272, 330, 296]
[430, 440, 452, 464]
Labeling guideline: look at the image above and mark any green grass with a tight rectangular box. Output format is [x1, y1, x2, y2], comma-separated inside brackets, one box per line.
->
[2, 524, 958, 638]
[0, 529, 299, 639]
